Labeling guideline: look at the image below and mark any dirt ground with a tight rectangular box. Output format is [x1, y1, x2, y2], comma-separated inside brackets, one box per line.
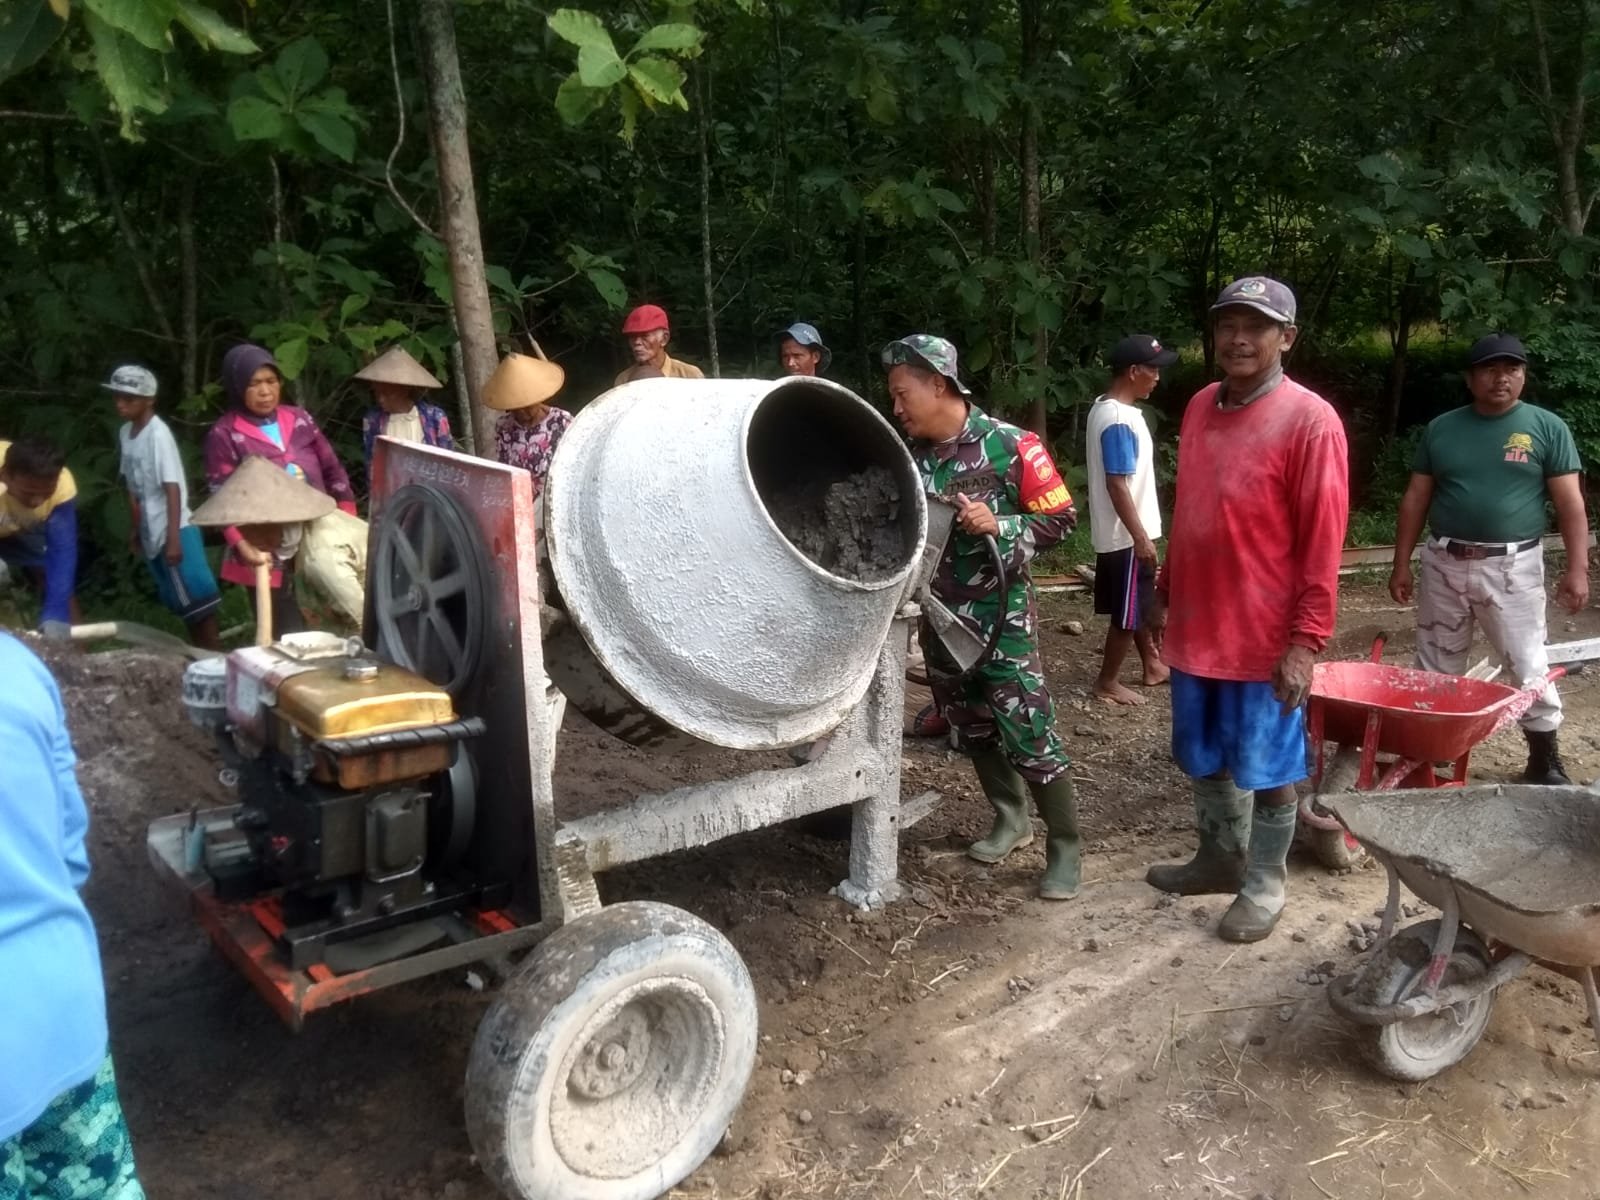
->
[39, 575, 1600, 1199]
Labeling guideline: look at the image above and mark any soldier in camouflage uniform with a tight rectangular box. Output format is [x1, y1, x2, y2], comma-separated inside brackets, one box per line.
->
[882, 335, 1083, 900]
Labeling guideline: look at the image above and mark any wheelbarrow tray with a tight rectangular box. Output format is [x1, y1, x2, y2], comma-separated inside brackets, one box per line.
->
[1311, 661, 1529, 765]
[1326, 786, 1600, 966]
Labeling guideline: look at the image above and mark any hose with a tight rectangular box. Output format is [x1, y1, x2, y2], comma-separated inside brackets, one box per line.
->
[907, 532, 1010, 686]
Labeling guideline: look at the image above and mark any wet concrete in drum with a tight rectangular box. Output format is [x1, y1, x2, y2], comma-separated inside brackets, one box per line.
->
[769, 465, 905, 581]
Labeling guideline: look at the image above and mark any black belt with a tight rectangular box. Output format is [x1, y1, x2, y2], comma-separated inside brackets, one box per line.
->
[1436, 537, 1540, 560]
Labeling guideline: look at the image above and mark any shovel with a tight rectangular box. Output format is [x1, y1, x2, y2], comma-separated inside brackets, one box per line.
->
[255, 559, 273, 647]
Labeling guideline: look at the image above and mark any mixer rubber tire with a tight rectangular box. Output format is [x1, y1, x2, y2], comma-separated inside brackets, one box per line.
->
[465, 901, 758, 1200]
[1358, 920, 1495, 1083]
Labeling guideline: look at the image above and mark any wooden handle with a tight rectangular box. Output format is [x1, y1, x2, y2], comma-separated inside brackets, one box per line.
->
[254, 560, 273, 647]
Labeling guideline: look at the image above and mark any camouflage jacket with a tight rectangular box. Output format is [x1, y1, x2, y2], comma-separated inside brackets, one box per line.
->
[911, 406, 1077, 610]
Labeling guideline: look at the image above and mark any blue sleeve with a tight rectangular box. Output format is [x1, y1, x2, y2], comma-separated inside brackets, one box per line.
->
[49, 675, 89, 888]
[1100, 424, 1138, 476]
[39, 500, 77, 626]
[362, 410, 379, 464]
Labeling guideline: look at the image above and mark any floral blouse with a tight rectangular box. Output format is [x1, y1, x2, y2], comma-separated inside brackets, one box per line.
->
[493, 407, 573, 497]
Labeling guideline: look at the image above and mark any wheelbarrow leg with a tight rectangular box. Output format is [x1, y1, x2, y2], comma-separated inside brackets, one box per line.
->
[1357, 710, 1382, 790]
[1582, 968, 1600, 1055]
[1378, 861, 1401, 943]
[1423, 888, 1461, 995]
[1345, 862, 1405, 997]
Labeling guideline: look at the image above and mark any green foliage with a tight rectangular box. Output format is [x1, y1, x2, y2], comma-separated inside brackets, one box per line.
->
[228, 37, 360, 161]
[546, 8, 703, 144]
[0, 0, 252, 135]
[4, 0, 1600, 622]
[0, 1, 68, 82]
[1529, 316, 1600, 472]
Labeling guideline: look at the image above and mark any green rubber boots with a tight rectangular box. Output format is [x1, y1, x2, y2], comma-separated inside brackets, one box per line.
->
[966, 751, 1081, 900]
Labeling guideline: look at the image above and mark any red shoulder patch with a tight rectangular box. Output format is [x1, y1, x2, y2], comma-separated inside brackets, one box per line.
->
[1016, 432, 1072, 514]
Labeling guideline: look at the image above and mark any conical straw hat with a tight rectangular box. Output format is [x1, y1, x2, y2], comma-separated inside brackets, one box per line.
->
[484, 352, 565, 411]
[191, 455, 338, 526]
[352, 345, 442, 390]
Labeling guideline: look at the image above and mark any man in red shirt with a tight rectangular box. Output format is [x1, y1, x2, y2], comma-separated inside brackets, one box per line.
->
[1147, 277, 1349, 943]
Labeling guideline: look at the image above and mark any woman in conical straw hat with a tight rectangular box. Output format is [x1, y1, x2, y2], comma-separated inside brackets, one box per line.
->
[190, 456, 335, 641]
[202, 343, 357, 635]
[356, 345, 455, 466]
[486, 349, 571, 500]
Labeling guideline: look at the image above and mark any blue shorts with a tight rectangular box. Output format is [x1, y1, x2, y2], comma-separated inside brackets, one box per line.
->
[1170, 668, 1308, 790]
[147, 526, 221, 623]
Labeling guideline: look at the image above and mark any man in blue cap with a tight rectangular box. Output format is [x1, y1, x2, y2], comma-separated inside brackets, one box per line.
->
[779, 323, 831, 377]
[1389, 333, 1588, 784]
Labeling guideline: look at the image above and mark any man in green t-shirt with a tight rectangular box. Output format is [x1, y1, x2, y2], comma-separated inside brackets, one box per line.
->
[1389, 333, 1589, 784]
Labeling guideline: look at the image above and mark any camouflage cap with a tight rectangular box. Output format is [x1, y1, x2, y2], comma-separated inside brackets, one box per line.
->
[880, 334, 972, 396]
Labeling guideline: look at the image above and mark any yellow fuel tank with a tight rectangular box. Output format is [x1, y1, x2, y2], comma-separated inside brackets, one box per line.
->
[274, 661, 456, 740]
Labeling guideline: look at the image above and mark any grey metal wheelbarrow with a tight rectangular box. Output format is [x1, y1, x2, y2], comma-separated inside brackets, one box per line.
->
[1324, 783, 1600, 1081]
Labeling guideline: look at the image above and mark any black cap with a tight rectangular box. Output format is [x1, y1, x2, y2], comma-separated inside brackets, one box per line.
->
[1109, 334, 1180, 373]
[1467, 333, 1527, 367]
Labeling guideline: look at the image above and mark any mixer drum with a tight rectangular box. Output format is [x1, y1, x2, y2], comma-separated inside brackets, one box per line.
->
[543, 376, 926, 750]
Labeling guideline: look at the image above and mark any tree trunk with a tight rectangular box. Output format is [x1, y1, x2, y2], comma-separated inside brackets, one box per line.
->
[695, 65, 720, 377]
[178, 176, 198, 401]
[93, 131, 175, 344]
[1019, 0, 1047, 439]
[416, 0, 498, 454]
[1526, 0, 1594, 237]
[1382, 262, 1418, 442]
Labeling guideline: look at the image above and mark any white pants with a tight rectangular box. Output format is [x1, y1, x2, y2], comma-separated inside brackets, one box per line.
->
[297, 510, 368, 627]
[1414, 540, 1560, 732]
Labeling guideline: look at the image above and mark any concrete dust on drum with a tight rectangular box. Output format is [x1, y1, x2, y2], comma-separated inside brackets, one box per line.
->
[768, 465, 906, 581]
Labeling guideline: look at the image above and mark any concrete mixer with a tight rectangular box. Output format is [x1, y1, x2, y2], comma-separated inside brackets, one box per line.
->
[146, 375, 944, 1200]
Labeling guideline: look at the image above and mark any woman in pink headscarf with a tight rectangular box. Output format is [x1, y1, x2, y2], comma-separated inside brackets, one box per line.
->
[202, 343, 355, 633]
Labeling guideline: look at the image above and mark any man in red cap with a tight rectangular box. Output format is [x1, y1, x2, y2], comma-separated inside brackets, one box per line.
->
[616, 304, 705, 386]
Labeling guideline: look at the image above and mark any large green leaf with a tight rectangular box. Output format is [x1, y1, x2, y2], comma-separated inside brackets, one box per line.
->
[296, 109, 356, 161]
[228, 94, 286, 141]
[584, 266, 627, 308]
[632, 23, 703, 55]
[274, 36, 328, 99]
[85, 11, 168, 133]
[548, 9, 612, 49]
[617, 84, 640, 145]
[577, 41, 626, 89]
[173, 0, 257, 54]
[274, 336, 310, 380]
[84, 0, 176, 52]
[627, 56, 686, 107]
[554, 74, 606, 126]
[0, 0, 66, 84]
[484, 264, 520, 299]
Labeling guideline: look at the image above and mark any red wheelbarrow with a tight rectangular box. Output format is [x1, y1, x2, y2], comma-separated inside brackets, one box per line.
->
[1297, 635, 1562, 869]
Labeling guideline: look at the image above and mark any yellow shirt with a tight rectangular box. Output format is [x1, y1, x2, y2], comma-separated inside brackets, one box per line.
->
[0, 440, 77, 538]
[614, 354, 707, 387]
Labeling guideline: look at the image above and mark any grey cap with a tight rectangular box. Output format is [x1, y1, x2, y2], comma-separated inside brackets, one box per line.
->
[101, 364, 159, 397]
[780, 322, 832, 371]
[1211, 276, 1297, 324]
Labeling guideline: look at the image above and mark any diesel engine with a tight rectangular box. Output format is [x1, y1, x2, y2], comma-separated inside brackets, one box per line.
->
[183, 632, 499, 969]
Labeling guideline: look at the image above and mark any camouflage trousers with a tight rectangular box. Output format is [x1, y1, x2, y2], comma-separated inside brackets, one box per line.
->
[2, 1055, 144, 1200]
[920, 592, 1070, 785]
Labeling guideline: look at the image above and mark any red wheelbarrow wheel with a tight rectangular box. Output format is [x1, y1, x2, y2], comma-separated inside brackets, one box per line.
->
[1357, 920, 1496, 1082]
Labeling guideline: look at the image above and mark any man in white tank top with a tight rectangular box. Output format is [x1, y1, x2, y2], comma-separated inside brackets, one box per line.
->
[1085, 335, 1173, 704]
